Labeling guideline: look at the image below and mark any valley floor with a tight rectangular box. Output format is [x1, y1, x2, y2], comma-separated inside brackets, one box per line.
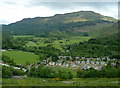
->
[2, 78, 120, 86]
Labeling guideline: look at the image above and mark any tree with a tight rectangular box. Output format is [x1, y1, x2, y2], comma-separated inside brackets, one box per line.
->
[2, 55, 16, 66]
[39, 54, 46, 61]
[2, 31, 13, 49]
[77, 70, 84, 78]
[2, 66, 13, 78]
[58, 70, 73, 79]
[68, 71, 73, 79]
[52, 55, 59, 62]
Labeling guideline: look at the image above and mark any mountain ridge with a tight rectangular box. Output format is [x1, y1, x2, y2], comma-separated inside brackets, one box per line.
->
[3, 11, 117, 37]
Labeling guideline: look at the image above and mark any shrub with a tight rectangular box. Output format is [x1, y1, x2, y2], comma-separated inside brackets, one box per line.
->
[29, 65, 73, 79]
[52, 78, 61, 81]
[2, 66, 13, 78]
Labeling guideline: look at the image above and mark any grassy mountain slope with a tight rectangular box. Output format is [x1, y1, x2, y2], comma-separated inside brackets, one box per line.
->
[3, 11, 117, 37]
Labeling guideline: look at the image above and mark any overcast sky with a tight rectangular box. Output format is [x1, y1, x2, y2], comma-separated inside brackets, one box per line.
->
[0, 0, 119, 24]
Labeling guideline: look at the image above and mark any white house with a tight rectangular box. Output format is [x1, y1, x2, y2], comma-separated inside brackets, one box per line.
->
[8, 49, 13, 51]
[86, 60, 90, 64]
[70, 63, 76, 67]
[96, 58, 101, 60]
[22, 68, 27, 72]
[75, 60, 80, 64]
[96, 61, 100, 65]
[0, 63, 9, 67]
[102, 58, 105, 60]
[58, 63, 62, 66]
[56, 62, 62, 66]
[112, 58, 116, 60]
[62, 63, 69, 67]
[0, 49, 6, 51]
[49, 62, 55, 66]
[93, 66, 102, 70]
[86, 65, 91, 69]
[57, 60, 63, 63]
[107, 57, 110, 61]
[111, 62, 116, 66]
[13, 67, 21, 70]
[100, 61, 106, 65]
[82, 57, 85, 59]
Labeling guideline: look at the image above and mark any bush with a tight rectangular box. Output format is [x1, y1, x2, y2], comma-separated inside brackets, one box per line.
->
[2, 55, 16, 66]
[10, 68, 25, 76]
[52, 78, 61, 81]
[2, 66, 25, 78]
[29, 65, 73, 79]
[77, 70, 84, 78]
[76, 66, 119, 78]
[58, 70, 73, 79]
[2, 66, 13, 78]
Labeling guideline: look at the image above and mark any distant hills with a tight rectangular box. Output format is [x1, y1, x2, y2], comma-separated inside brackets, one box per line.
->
[2, 11, 117, 37]
[2, 11, 119, 58]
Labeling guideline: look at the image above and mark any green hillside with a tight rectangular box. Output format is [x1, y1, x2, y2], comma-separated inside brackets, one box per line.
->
[64, 32, 119, 58]
[3, 50, 39, 65]
[3, 11, 117, 37]
[89, 22, 118, 37]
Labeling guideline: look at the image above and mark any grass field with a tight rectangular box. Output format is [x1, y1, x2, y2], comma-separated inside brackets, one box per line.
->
[25, 36, 92, 51]
[2, 78, 120, 86]
[3, 50, 39, 65]
[13, 35, 34, 38]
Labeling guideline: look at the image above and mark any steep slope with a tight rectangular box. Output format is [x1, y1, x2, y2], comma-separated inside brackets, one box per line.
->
[3, 11, 116, 36]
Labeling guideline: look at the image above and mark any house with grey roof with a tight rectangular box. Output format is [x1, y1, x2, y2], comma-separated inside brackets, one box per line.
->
[62, 63, 69, 67]
[82, 57, 85, 59]
[102, 58, 105, 60]
[66, 61, 73, 64]
[111, 62, 116, 67]
[57, 60, 63, 63]
[81, 61, 85, 64]
[70, 63, 76, 67]
[86, 60, 90, 64]
[96, 61, 100, 65]
[82, 65, 91, 69]
[75, 57, 80, 59]
[90, 61, 95, 64]
[97, 58, 101, 60]
[107, 57, 111, 61]
[100, 61, 106, 65]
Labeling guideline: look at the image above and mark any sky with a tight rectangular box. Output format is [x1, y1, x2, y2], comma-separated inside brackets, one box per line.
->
[0, 0, 119, 24]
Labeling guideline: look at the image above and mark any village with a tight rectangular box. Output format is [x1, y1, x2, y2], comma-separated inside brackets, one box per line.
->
[0, 49, 117, 71]
[41, 56, 117, 70]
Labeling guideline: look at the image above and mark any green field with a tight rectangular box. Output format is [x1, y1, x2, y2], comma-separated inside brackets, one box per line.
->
[2, 78, 119, 86]
[13, 35, 34, 38]
[3, 50, 39, 65]
[25, 36, 92, 51]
